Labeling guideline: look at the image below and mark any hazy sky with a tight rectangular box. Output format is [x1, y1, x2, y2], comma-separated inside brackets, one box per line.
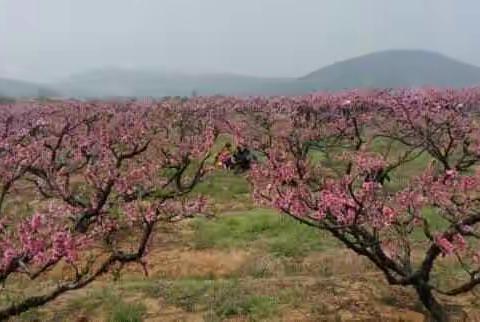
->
[1, 0, 479, 82]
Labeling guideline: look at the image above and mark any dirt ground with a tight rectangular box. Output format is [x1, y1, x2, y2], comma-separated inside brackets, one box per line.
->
[11, 222, 478, 322]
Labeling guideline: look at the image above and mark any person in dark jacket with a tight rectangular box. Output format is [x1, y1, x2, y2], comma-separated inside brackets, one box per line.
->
[232, 145, 256, 173]
[364, 167, 391, 185]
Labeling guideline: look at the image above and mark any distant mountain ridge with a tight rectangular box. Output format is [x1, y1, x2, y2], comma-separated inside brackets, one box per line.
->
[2, 50, 480, 98]
[53, 68, 294, 98]
[300, 50, 480, 90]
[0, 78, 57, 98]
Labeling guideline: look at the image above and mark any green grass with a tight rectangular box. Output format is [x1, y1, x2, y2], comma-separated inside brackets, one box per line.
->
[190, 208, 338, 257]
[55, 288, 146, 322]
[383, 152, 432, 192]
[306, 137, 434, 191]
[410, 207, 452, 242]
[206, 293, 278, 322]
[126, 278, 279, 321]
[194, 135, 252, 208]
[193, 170, 250, 203]
[431, 260, 470, 291]
[161, 278, 211, 312]
[108, 301, 146, 322]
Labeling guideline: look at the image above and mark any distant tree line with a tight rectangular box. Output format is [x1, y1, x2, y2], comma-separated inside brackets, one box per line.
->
[0, 95, 15, 105]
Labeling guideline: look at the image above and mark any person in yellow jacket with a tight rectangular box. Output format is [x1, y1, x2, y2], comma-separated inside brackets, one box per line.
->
[215, 143, 234, 169]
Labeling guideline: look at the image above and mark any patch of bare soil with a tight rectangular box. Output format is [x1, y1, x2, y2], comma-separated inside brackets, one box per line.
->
[131, 248, 253, 279]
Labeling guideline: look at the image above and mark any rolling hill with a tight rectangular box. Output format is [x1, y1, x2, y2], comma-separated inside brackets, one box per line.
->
[52, 68, 295, 98]
[3, 50, 480, 99]
[299, 49, 480, 90]
[55, 50, 480, 98]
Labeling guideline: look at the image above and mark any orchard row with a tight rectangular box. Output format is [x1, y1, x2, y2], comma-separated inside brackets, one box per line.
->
[2, 88, 480, 321]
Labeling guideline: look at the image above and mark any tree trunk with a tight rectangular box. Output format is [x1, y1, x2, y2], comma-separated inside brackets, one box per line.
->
[415, 283, 447, 322]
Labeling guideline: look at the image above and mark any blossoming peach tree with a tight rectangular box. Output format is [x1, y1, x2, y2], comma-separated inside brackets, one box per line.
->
[239, 89, 480, 321]
[3, 90, 480, 321]
[0, 100, 217, 319]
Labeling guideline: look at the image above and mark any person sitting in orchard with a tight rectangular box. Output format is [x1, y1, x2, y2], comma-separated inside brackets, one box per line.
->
[232, 145, 256, 173]
[215, 143, 234, 169]
[364, 167, 391, 185]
